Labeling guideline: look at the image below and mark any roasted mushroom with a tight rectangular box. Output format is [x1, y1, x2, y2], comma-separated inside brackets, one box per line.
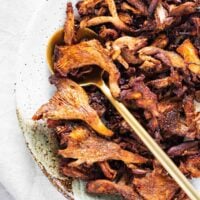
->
[133, 166, 179, 200]
[87, 180, 142, 200]
[59, 126, 147, 166]
[177, 39, 200, 75]
[152, 34, 169, 49]
[154, 2, 174, 31]
[32, 78, 113, 137]
[127, 0, 148, 16]
[64, 2, 75, 45]
[107, 36, 147, 68]
[180, 155, 200, 178]
[54, 39, 120, 97]
[121, 76, 159, 118]
[80, 0, 134, 32]
[139, 46, 186, 69]
[76, 0, 103, 15]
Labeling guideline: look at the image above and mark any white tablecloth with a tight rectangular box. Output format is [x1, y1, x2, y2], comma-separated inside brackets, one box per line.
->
[0, 0, 66, 199]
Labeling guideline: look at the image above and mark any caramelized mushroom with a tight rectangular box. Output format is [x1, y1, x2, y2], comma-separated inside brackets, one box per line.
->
[152, 34, 169, 49]
[147, 70, 182, 89]
[99, 26, 118, 40]
[80, 0, 134, 32]
[108, 36, 147, 68]
[121, 77, 159, 118]
[32, 78, 113, 137]
[118, 12, 133, 25]
[133, 167, 179, 200]
[87, 179, 142, 200]
[127, 0, 148, 16]
[98, 161, 117, 180]
[177, 39, 200, 74]
[59, 127, 147, 166]
[121, 2, 142, 15]
[180, 155, 200, 178]
[154, 2, 174, 30]
[76, 0, 103, 15]
[54, 39, 120, 97]
[139, 46, 186, 69]
[167, 141, 199, 157]
[148, 0, 159, 15]
[169, 2, 196, 17]
[64, 2, 75, 45]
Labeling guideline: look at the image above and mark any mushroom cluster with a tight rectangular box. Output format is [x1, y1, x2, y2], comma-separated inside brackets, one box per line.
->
[33, 0, 200, 199]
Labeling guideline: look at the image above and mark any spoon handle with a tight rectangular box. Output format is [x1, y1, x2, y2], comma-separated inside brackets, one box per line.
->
[99, 81, 200, 200]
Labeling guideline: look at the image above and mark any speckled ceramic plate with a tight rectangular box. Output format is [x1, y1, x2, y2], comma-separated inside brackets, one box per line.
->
[16, 0, 200, 199]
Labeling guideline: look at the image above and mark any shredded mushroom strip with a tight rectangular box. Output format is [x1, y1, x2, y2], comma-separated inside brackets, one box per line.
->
[64, 2, 75, 45]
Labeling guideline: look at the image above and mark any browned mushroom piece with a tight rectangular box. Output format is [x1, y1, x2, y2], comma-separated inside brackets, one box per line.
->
[147, 76, 172, 89]
[112, 36, 147, 53]
[121, 48, 143, 65]
[154, 2, 174, 30]
[158, 104, 198, 139]
[54, 124, 72, 146]
[80, 0, 134, 32]
[147, 70, 182, 89]
[196, 115, 200, 133]
[177, 39, 200, 75]
[32, 78, 113, 137]
[76, 0, 103, 15]
[64, 2, 75, 45]
[121, 77, 159, 118]
[183, 95, 197, 128]
[174, 190, 190, 200]
[60, 158, 102, 180]
[140, 59, 164, 72]
[107, 36, 147, 68]
[87, 179, 142, 200]
[96, 6, 108, 16]
[127, 0, 148, 16]
[54, 39, 120, 97]
[121, 2, 143, 15]
[98, 161, 117, 180]
[59, 126, 147, 167]
[167, 141, 199, 157]
[118, 12, 133, 25]
[99, 25, 118, 40]
[195, 91, 200, 102]
[180, 155, 200, 178]
[61, 165, 92, 180]
[139, 46, 186, 69]
[148, 0, 159, 15]
[133, 166, 179, 200]
[152, 34, 169, 49]
[192, 17, 200, 37]
[169, 2, 197, 17]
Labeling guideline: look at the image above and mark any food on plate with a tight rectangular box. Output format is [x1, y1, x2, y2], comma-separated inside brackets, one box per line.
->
[33, 77, 113, 137]
[54, 40, 120, 97]
[33, 1, 200, 199]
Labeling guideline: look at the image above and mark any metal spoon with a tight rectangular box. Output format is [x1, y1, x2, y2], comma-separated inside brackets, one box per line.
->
[46, 29, 200, 200]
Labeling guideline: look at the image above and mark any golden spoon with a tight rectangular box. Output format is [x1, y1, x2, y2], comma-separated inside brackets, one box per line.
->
[46, 29, 200, 200]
